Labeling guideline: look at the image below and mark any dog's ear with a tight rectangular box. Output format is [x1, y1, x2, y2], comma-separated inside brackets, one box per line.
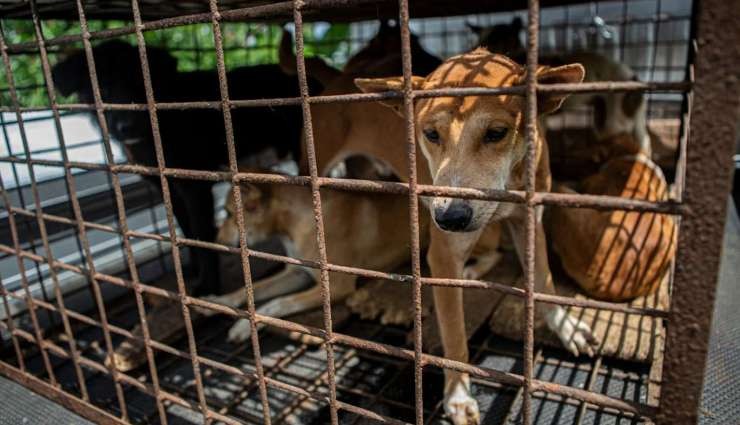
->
[534, 63, 585, 114]
[354, 76, 425, 116]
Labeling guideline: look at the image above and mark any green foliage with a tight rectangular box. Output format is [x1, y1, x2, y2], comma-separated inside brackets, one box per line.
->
[0, 20, 350, 107]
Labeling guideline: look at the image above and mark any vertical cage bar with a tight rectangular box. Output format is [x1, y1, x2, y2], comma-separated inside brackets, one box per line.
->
[397, 0, 425, 423]
[0, 20, 84, 396]
[522, 1, 540, 424]
[0, 111, 54, 329]
[28, 0, 130, 417]
[657, 0, 740, 423]
[0, 175, 50, 379]
[71, 1, 170, 422]
[0, 272, 25, 370]
[292, 2, 340, 423]
[206, 0, 273, 423]
[129, 0, 211, 421]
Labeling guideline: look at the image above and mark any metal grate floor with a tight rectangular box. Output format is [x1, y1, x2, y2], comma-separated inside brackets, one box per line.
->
[14, 201, 740, 425]
[2, 294, 652, 424]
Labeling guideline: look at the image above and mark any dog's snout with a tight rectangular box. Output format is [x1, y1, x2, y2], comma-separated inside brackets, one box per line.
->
[433, 199, 473, 232]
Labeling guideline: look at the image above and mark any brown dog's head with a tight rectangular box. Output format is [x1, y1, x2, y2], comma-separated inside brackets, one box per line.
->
[217, 182, 276, 247]
[356, 49, 584, 232]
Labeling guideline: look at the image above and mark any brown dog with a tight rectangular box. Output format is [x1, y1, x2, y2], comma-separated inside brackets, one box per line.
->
[548, 133, 676, 302]
[202, 173, 430, 342]
[355, 49, 597, 424]
[202, 169, 503, 343]
[470, 18, 651, 154]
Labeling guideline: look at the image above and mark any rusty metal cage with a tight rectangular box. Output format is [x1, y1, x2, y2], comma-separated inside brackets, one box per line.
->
[0, 0, 738, 424]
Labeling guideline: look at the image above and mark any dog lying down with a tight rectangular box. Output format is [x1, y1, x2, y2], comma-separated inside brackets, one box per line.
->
[548, 133, 676, 302]
[196, 162, 502, 343]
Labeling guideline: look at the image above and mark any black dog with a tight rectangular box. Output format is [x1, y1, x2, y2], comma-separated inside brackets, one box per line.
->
[53, 40, 322, 295]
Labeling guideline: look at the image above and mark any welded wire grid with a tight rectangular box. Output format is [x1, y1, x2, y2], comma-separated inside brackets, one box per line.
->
[0, 0, 734, 424]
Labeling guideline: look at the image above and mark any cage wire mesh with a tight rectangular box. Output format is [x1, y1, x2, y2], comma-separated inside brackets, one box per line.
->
[0, 0, 729, 424]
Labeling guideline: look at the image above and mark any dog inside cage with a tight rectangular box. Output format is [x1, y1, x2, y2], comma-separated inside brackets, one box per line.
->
[1, 0, 736, 424]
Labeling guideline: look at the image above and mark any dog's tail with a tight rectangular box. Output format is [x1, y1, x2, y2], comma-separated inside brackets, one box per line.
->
[278, 29, 341, 89]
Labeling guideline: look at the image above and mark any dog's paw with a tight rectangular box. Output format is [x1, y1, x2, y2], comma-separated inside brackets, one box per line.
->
[546, 306, 598, 357]
[227, 318, 253, 343]
[107, 340, 146, 372]
[444, 379, 480, 425]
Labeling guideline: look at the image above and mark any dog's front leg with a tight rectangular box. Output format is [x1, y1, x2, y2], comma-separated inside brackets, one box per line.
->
[226, 272, 356, 343]
[428, 226, 481, 425]
[506, 215, 597, 356]
[193, 265, 313, 317]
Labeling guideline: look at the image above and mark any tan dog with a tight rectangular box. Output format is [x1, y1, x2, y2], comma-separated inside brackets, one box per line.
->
[203, 173, 430, 342]
[548, 133, 676, 302]
[355, 49, 598, 424]
[296, 22, 442, 177]
[203, 169, 503, 343]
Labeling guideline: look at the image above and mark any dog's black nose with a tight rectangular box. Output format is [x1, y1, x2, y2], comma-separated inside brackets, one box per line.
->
[434, 200, 473, 232]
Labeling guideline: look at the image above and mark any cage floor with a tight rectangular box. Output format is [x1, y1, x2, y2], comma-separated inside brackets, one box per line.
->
[2, 291, 652, 425]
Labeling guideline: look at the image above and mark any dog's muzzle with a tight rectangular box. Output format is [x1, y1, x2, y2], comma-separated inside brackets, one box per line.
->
[433, 199, 473, 232]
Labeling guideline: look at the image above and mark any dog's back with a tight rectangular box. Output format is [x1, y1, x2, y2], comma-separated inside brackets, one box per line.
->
[549, 135, 676, 302]
[302, 23, 442, 178]
[52, 41, 323, 169]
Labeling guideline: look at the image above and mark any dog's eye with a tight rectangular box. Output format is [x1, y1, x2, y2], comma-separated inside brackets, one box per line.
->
[484, 127, 508, 143]
[423, 129, 440, 144]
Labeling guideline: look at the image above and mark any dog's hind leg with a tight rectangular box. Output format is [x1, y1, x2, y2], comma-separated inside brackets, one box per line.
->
[226, 273, 355, 343]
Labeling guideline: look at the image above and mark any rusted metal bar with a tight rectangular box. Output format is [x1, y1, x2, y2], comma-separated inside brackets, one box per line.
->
[0, 80, 692, 114]
[574, 356, 603, 425]
[0, 273, 25, 370]
[128, 0, 211, 421]
[501, 350, 542, 423]
[522, 1, 540, 423]
[0, 254, 658, 420]
[4, 0, 411, 54]
[0, 362, 125, 425]
[657, 0, 740, 423]
[0, 326, 242, 425]
[71, 1, 170, 421]
[29, 0, 129, 416]
[207, 0, 274, 422]
[0, 154, 686, 215]
[0, 236, 670, 319]
[0, 178, 50, 378]
[292, 1, 341, 423]
[396, 0, 426, 422]
[0, 18, 86, 397]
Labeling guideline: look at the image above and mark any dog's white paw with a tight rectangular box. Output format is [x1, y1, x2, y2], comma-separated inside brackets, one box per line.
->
[546, 306, 598, 357]
[227, 318, 253, 343]
[444, 379, 480, 425]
